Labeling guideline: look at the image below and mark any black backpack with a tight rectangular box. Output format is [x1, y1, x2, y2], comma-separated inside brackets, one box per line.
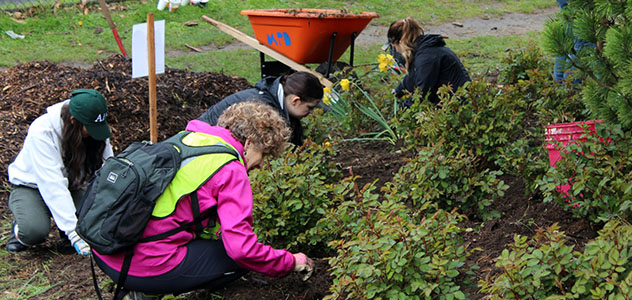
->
[76, 130, 239, 300]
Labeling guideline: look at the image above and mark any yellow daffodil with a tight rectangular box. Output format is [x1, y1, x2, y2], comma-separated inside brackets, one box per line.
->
[323, 93, 331, 106]
[340, 79, 350, 91]
[377, 53, 386, 64]
[379, 62, 388, 72]
[377, 53, 395, 72]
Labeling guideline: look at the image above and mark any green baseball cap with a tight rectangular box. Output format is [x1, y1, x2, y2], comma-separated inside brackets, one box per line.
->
[69, 89, 111, 141]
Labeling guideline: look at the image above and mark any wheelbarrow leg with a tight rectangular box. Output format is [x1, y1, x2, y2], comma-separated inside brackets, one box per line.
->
[259, 52, 294, 78]
[260, 52, 266, 79]
[325, 32, 338, 78]
[349, 32, 357, 67]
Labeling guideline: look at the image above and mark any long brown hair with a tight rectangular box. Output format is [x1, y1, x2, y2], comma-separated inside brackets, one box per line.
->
[61, 104, 106, 190]
[387, 17, 424, 70]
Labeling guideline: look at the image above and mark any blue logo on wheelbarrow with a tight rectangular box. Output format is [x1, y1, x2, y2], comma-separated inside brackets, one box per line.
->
[267, 32, 291, 46]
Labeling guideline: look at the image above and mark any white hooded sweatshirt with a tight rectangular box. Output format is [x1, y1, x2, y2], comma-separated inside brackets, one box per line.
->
[8, 100, 113, 235]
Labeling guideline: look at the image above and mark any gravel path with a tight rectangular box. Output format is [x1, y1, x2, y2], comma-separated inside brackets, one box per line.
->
[357, 6, 558, 45]
[167, 6, 559, 57]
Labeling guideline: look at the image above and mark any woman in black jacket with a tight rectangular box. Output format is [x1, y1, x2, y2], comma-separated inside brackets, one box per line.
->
[197, 71, 323, 145]
[387, 17, 470, 105]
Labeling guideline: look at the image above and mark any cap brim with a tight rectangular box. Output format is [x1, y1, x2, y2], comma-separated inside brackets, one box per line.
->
[85, 123, 111, 141]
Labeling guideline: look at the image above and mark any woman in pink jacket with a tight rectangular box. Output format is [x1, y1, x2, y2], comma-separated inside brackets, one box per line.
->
[93, 102, 313, 299]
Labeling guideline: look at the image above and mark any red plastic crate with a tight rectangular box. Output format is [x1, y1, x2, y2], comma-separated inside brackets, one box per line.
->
[544, 120, 601, 201]
[544, 120, 599, 167]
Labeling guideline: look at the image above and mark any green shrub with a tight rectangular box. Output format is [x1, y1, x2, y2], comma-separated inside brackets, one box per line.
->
[383, 145, 507, 220]
[302, 108, 346, 145]
[249, 140, 343, 252]
[499, 42, 550, 84]
[491, 45, 586, 194]
[572, 219, 632, 298]
[397, 79, 525, 167]
[525, 74, 588, 127]
[323, 184, 475, 300]
[537, 122, 632, 223]
[480, 219, 632, 299]
[479, 223, 577, 299]
[391, 79, 518, 220]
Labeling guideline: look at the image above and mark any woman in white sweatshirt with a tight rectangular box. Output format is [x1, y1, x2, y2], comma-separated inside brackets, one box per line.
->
[6, 89, 113, 255]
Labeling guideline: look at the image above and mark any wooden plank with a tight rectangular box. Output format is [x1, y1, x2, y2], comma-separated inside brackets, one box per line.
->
[201, 15, 333, 88]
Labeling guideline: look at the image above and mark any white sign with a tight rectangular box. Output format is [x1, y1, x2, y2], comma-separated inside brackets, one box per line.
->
[131, 20, 165, 78]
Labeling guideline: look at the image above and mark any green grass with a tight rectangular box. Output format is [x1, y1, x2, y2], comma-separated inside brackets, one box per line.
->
[164, 34, 545, 84]
[0, 0, 555, 77]
[449, 32, 545, 77]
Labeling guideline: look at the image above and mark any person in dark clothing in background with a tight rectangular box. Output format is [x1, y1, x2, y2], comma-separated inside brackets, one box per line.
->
[387, 17, 471, 105]
[197, 71, 324, 146]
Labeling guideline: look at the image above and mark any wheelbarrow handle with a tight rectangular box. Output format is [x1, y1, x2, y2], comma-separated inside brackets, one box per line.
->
[201, 15, 333, 88]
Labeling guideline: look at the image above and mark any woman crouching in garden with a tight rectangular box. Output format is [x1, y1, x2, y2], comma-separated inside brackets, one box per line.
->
[93, 101, 314, 299]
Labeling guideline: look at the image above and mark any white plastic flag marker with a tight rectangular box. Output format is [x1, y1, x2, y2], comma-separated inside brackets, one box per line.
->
[131, 19, 165, 78]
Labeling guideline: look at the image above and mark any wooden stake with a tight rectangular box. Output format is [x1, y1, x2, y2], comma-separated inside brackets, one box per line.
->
[201, 15, 333, 88]
[147, 13, 158, 143]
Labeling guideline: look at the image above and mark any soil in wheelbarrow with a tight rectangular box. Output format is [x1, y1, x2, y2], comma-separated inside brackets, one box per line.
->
[0, 55, 598, 299]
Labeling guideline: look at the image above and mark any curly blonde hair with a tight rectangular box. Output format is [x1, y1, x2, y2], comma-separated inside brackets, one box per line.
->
[217, 101, 290, 157]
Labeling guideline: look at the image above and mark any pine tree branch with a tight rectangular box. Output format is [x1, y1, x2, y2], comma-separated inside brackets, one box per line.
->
[563, 53, 612, 90]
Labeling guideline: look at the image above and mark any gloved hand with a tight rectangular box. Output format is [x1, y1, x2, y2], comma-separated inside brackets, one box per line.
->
[292, 253, 314, 281]
[68, 230, 91, 255]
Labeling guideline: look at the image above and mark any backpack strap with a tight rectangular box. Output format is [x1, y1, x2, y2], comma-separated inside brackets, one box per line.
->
[89, 255, 105, 300]
[114, 250, 134, 300]
[165, 131, 241, 163]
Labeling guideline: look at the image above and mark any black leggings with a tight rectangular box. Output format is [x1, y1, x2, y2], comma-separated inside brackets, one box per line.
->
[94, 239, 248, 294]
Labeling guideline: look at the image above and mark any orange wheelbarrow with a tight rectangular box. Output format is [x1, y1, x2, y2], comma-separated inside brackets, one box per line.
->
[202, 9, 379, 86]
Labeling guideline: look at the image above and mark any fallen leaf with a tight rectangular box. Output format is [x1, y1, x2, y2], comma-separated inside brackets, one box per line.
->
[94, 27, 104, 34]
[182, 20, 199, 26]
[452, 22, 464, 27]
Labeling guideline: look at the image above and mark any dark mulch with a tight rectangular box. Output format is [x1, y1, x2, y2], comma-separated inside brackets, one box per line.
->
[0, 54, 251, 216]
[0, 56, 599, 299]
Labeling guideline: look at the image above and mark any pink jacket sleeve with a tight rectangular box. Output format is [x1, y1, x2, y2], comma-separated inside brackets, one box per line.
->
[204, 161, 295, 277]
